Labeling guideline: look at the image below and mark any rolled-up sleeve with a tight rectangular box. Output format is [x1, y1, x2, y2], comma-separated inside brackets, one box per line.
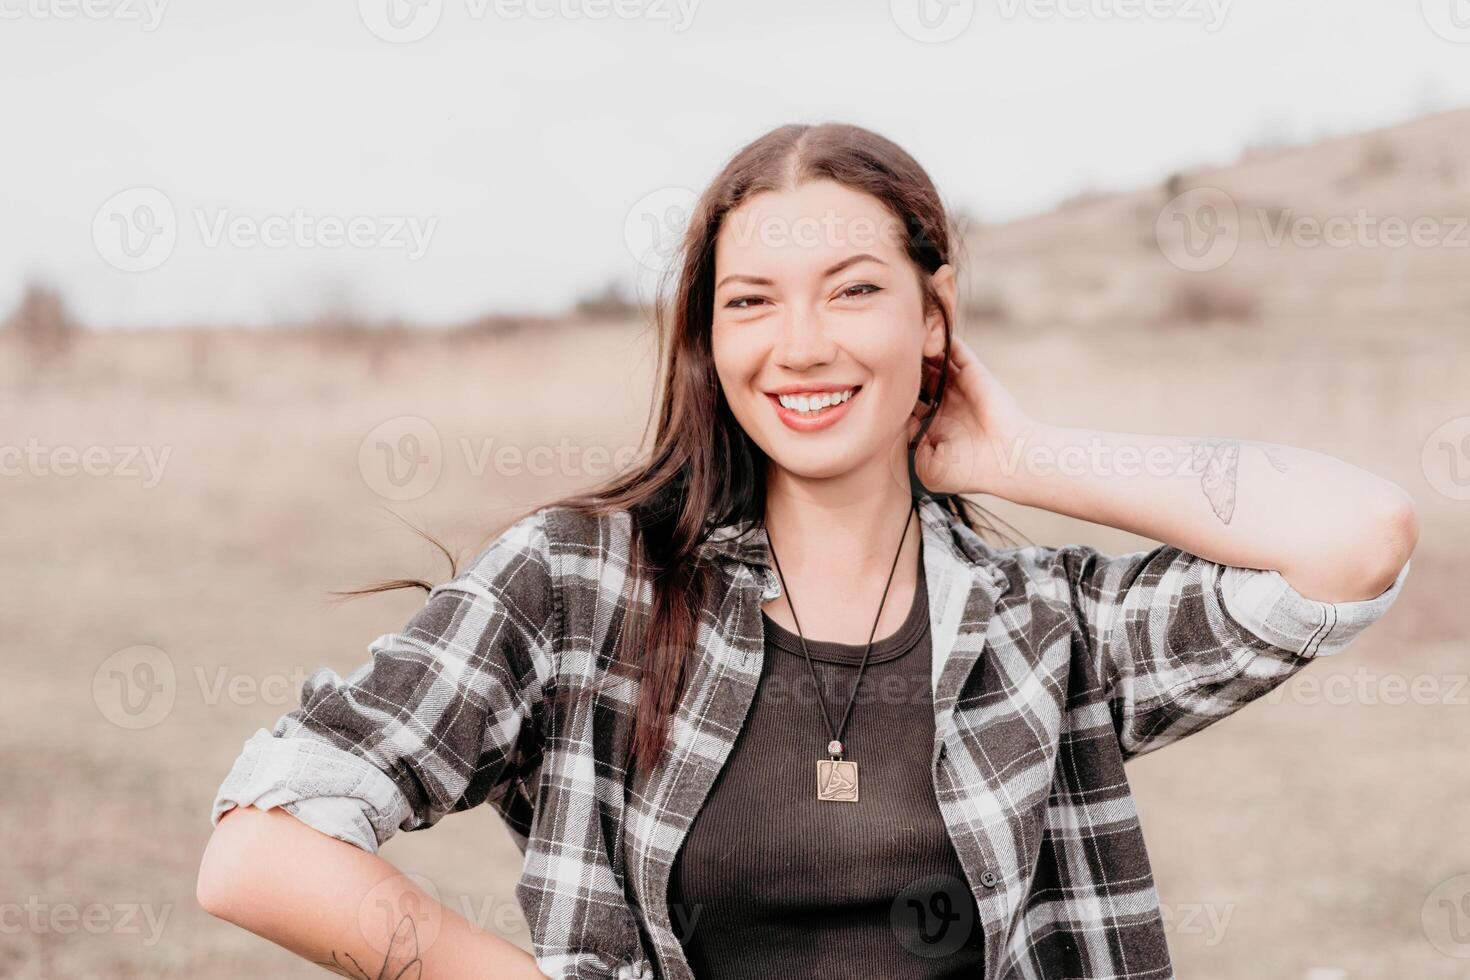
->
[1216, 558, 1410, 658]
[1055, 543, 1410, 761]
[210, 728, 414, 853]
[209, 508, 560, 853]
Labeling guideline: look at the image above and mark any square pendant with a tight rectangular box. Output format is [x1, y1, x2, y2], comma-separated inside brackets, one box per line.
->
[816, 760, 859, 802]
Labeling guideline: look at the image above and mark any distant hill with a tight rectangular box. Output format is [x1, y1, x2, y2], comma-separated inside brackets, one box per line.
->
[957, 107, 1469, 335]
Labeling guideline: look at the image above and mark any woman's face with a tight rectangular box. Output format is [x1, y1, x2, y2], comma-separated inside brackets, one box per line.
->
[710, 178, 955, 488]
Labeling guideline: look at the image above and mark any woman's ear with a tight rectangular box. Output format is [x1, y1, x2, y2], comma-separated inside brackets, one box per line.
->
[923, 263, 957, 359]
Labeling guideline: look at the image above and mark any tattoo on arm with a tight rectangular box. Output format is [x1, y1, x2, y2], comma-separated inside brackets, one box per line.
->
[1186, 440, 1289, 524]
[315, 912, 424, 980]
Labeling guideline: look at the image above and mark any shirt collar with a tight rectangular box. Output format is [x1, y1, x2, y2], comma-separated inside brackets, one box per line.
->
[697, 494, 995, 577]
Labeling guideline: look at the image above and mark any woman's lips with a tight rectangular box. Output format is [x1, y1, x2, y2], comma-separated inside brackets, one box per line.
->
[765, 387, 861, 432]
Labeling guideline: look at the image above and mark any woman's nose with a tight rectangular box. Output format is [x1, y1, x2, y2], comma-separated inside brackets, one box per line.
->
[771, 306, 835, 368]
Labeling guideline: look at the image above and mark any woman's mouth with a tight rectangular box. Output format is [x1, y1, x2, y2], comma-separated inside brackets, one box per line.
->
[765, 386, 862, 432]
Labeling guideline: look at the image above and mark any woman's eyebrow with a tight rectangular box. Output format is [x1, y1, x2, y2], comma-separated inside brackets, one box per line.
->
[715, 253, 888, 291]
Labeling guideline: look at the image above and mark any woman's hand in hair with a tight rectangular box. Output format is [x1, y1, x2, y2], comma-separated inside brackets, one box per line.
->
[909, 334, 1037, 496]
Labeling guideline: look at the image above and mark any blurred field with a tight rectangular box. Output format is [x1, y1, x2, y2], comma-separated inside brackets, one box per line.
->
[1, 110, 1467, 979]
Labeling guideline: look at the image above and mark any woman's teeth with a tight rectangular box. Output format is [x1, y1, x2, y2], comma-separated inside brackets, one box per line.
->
[777, 388, 856, 414]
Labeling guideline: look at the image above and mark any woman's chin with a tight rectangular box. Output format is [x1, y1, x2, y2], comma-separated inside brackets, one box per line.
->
[764, 441, 874, 482]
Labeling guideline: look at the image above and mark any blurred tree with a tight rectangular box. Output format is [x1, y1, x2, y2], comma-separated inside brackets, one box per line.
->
[1161, 277, 1260, 326]
[573, 278, 640, 320]
[4, 281, 80, 370]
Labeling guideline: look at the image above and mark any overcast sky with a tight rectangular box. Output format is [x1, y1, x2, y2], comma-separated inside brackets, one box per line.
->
[2, 0, 1466, 328]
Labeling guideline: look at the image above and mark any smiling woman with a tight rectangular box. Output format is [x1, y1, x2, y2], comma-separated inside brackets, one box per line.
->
[711, 180, 951, 486]
[198, 121, 1415, 980]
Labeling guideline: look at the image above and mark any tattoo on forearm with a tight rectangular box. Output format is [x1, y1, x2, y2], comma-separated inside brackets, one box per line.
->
[1186, 440, 1289, 524]
[315, 912, 424, 980]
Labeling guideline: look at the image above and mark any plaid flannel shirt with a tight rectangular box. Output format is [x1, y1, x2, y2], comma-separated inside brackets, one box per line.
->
[211, 494, 1409, 979]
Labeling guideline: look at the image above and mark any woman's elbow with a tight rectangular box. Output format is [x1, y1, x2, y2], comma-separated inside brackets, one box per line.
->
[1279, 489, 1418, 602]
[1369, 488, 1419, 593]
[1341, 489, 1418, 600]
[196, 804, 280, 922]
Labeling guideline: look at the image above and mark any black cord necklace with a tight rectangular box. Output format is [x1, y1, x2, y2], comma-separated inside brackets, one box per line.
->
[765, 497, 918, 802]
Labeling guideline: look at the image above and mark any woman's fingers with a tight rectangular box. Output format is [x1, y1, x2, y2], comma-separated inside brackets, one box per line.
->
[948, 333, 979, 369]
[946, 334, 994, 404]
[917, 334, 994, 422]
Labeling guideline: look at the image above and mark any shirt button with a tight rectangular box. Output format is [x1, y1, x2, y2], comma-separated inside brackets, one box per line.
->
[980, 870, 999, 888]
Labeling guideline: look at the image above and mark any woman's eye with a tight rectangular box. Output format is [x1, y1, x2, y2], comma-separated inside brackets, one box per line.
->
[725, 286, 878, 309]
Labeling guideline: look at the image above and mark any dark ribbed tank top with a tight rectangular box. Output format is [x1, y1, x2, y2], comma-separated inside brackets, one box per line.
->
[666, 538, 986, 978]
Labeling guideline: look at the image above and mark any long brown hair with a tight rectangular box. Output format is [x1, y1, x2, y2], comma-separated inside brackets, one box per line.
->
[334, 121, 1020, 781]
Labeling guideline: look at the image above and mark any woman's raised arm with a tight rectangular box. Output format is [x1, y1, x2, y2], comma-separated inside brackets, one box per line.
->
[914, 334, 1418, 601]
[986, 420, 1417, 603]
